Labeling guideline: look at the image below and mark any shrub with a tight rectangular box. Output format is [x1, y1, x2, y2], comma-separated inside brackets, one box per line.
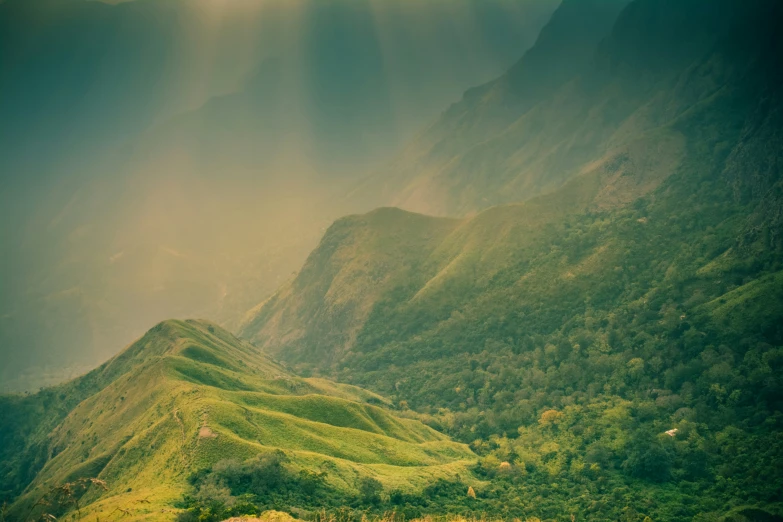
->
[359, 477, 383, 505]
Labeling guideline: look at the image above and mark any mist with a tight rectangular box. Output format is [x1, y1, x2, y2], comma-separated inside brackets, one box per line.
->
[0, 0, 560, 390]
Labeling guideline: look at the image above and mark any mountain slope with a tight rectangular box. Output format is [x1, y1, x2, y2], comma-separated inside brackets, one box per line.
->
[245, 0, 783, 366]
[0, 320, 474, 521]
[240, 1, 783, 518]
[244, 142, 783, 520]
[239, 208, 461, 366]
[362, 0, 780, 218]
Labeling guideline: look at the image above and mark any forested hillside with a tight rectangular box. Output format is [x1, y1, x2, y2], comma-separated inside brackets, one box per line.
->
[241, 0, 783, 519]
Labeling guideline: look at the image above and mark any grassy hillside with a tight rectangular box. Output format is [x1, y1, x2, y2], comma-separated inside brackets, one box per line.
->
[240, 1, 783, 519]
[0, 320, 475, 521]
[238, 208, 460, 367]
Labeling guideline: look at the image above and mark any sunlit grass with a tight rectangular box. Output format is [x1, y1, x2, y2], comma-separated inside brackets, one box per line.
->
[6, 320, 475, 522]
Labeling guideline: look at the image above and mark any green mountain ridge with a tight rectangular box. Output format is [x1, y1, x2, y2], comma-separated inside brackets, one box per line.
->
[238, 208, 462, 366]
[239, 0, 783, 519]
[0, 320, 474, 521]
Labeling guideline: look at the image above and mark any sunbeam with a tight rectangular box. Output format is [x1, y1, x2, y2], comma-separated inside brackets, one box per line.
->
[0, 0, 559, 393]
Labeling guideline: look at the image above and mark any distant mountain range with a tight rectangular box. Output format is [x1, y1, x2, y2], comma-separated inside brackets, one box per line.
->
[356, 0, 783, 218]
[0, 0, 559, 390]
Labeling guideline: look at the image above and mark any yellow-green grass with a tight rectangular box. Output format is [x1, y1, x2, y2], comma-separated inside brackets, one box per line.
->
[9, 320, 475, 522]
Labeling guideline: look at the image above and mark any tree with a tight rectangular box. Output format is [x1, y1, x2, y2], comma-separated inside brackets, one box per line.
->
[538, 409, 564, 428]
[623, 437, 672, 482]
[359, 477, 382, 505]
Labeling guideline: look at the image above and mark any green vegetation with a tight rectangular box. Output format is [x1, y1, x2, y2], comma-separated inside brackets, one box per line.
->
[0, 320, 474, 521]
[174, 452, 478, 522]
[240, 1, 783, 520]
[4, 1, 783, 521]
[243, 173, 783, 520]
[177, 449, 587, 522]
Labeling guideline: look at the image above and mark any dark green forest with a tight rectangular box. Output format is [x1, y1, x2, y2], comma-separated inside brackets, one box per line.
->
[337, 176, 783, 520]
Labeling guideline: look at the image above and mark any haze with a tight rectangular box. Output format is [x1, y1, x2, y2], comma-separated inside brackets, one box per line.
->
[0, 0, 559, 391]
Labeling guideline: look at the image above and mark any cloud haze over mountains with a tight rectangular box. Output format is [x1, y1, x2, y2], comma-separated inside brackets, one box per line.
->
[0, 0, 558, 390]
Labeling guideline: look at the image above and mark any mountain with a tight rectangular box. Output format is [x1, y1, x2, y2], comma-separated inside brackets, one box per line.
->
[0, 319, 475, 521]
[238, 209, 461, 366]
[0, 0, 561, 391]
[240, 0, 783, 519]
[350, 0, 628, 215]
[0, 0, 559, 188]
[358, 0, 780, 218]
[246, 0, 783, 376]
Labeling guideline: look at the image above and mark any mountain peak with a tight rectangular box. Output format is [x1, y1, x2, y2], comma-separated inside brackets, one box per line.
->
[91, 319, 280, 389]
